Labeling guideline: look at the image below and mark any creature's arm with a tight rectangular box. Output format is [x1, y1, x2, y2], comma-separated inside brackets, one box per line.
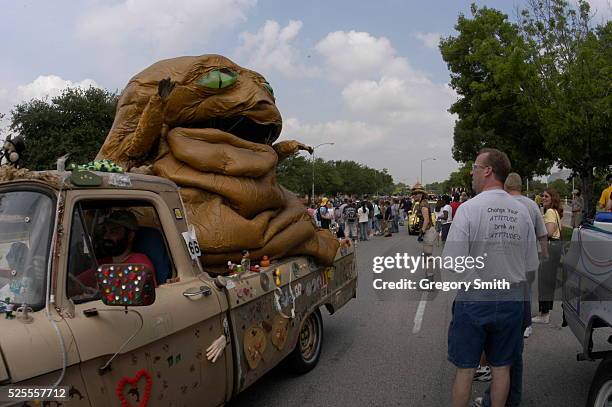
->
[125, 79, 175, 160]
[97, 78, 175, 169]
[272, 140, 314, 161]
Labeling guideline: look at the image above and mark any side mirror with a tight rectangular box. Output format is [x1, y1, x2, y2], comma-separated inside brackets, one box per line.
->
[95, 264, 155, 307]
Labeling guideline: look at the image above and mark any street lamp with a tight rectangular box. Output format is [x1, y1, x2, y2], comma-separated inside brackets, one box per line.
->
[311, 142, 335, 202]
[420, 157, 436, 188]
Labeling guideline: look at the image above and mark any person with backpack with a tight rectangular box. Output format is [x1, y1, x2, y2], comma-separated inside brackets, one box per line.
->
[343, 200, 358, 241]
[317, 197, 332, 229]
[365, 198, 375, 239]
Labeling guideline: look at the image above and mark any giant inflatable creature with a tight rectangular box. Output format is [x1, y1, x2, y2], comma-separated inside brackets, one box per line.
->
[96, 55, 339, 268]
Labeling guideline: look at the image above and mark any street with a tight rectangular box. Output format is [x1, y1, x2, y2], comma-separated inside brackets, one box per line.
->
[230, 228, 597, 407]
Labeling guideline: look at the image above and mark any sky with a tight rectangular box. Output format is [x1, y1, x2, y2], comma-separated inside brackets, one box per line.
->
[1, 0, 610, 185]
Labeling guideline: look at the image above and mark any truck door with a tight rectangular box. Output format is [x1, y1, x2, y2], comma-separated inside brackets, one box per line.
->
[59, 192, 230, 407]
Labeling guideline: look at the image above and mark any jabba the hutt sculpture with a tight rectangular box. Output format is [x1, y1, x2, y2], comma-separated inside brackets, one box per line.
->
[96, 54, 339, 269]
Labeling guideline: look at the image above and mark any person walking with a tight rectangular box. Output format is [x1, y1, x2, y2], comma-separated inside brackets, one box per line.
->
[450, 192, 461, 218]
[533, 188, 564, 324]
[343, 200, 358, 241]
[383, 200, 393, 237]
[434, 200, 444, 245]
[366, 198, 375, 238]
[338, 198, 349, 237]
[373, 199, 382, 235]
[317, 198, 332, 229]
[391, 199, 400, 233]
[357, 201, 370, 241]
[440, 195, 453, 242]
[443, 148, 538, 407]
[571, 189, 584, 228]
[416, 192, 436, 278]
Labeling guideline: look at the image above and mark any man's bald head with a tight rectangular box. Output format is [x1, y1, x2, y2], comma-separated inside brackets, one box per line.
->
[504, 172, 522, 194]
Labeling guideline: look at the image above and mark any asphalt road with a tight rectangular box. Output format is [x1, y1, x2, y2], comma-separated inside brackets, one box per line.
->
[229, 227, 598, 407]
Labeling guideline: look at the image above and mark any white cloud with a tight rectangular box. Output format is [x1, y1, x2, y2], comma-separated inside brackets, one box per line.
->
[314, 30, 429, 84]
[415, 32, 441, 49]
[284, 117, 385, 151]
[236, 20, 319, 78]
[15, 75, 100, 103]
[342, 77, 456, 125]
[280, 29, 460, 183]
[77, 0, 256, 54]
[585, 0, 612, 20]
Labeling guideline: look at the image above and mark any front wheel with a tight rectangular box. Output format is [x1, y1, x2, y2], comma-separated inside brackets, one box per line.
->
[586, 357, 612, 407]
[286, 309, 323, 374]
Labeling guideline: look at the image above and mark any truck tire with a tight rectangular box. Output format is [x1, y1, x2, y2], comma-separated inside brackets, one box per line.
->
[286, 308, 323, 374]
[586, 357, 612, 407]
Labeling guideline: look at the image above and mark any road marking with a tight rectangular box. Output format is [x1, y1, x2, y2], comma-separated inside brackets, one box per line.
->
[412, 292, 428, 333]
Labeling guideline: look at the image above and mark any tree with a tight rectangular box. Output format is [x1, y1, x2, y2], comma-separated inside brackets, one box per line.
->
[10, 87, 118, 170]
[276, 154, 312, 197]
[440, 5, 553, 178]
[519, 0, 612, 216]
[277, 155, 395, 198]
[442, 1, 610, 216]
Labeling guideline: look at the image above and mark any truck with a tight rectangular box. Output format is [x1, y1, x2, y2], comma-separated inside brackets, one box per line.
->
[562, 216, 612, 407]
[0, 167, 357, 406]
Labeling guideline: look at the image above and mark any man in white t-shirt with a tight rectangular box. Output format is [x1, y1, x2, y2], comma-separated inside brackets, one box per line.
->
[442, 149, 539, 407]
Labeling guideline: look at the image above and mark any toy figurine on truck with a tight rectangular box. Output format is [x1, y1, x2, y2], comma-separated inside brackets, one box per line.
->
[0, 55, 357, 407]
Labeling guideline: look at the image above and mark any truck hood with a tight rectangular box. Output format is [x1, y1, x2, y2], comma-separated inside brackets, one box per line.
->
[0, 312, 80, 383]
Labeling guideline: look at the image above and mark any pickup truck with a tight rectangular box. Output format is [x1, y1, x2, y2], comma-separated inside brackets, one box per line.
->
[0, 167, 357, 406]
[563, 216, 612, 407]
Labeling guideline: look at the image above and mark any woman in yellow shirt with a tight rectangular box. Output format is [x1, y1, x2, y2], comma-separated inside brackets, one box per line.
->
[533, 188, 563, 324]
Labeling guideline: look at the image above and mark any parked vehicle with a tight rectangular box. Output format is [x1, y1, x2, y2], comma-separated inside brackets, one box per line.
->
[0, 167, 357, 406]
[563, 216, 612, 407]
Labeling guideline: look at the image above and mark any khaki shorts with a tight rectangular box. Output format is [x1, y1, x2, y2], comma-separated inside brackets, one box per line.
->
[422, 228, 436, 254]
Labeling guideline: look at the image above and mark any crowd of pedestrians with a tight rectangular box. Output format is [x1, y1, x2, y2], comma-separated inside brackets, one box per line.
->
[309, 195, 413, 241]
[307, 159, 612, 407]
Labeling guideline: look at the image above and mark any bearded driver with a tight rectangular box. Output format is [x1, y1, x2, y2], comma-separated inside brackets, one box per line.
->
[77, 210, 155, 288]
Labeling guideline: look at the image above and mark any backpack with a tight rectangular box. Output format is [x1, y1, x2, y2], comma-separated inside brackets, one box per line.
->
[317, 206, 328, 222]
[344, 206, 357, 222]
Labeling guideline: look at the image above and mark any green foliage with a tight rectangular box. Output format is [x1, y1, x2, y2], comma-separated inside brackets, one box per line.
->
[276, 155, 312, 196]
[393, 182, 410, 196]
[441, 1, 611, 216]
[549, 179, 571, 198]
[519, 0, 611, 215]
[276, 154, 394, 198]
[440, 5, 553, 177]
[9, 87, 118, 170]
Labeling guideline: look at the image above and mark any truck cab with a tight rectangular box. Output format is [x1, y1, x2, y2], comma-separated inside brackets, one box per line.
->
[0, 169, 357, 406]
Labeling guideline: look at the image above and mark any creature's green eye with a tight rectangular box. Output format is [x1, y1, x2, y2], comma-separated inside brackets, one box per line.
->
[197, 69, 238, 89]
[263, 82, 274, 97]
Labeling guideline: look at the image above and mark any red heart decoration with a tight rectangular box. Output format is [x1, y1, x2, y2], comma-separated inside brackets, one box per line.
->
[115, 369, 153, 407]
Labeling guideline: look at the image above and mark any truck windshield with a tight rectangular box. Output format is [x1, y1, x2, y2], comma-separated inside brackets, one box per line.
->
[0, 190, 54, 310]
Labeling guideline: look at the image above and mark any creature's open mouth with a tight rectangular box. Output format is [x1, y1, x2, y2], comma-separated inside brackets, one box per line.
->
[194, 116, 280, 145]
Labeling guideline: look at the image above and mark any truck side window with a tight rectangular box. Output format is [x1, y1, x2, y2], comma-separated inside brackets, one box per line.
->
[66, 207, 100, 303]
[66, 202, 174, 303]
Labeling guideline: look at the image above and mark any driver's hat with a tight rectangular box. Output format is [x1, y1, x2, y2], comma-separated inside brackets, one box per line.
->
[104, 210, 139, 232]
